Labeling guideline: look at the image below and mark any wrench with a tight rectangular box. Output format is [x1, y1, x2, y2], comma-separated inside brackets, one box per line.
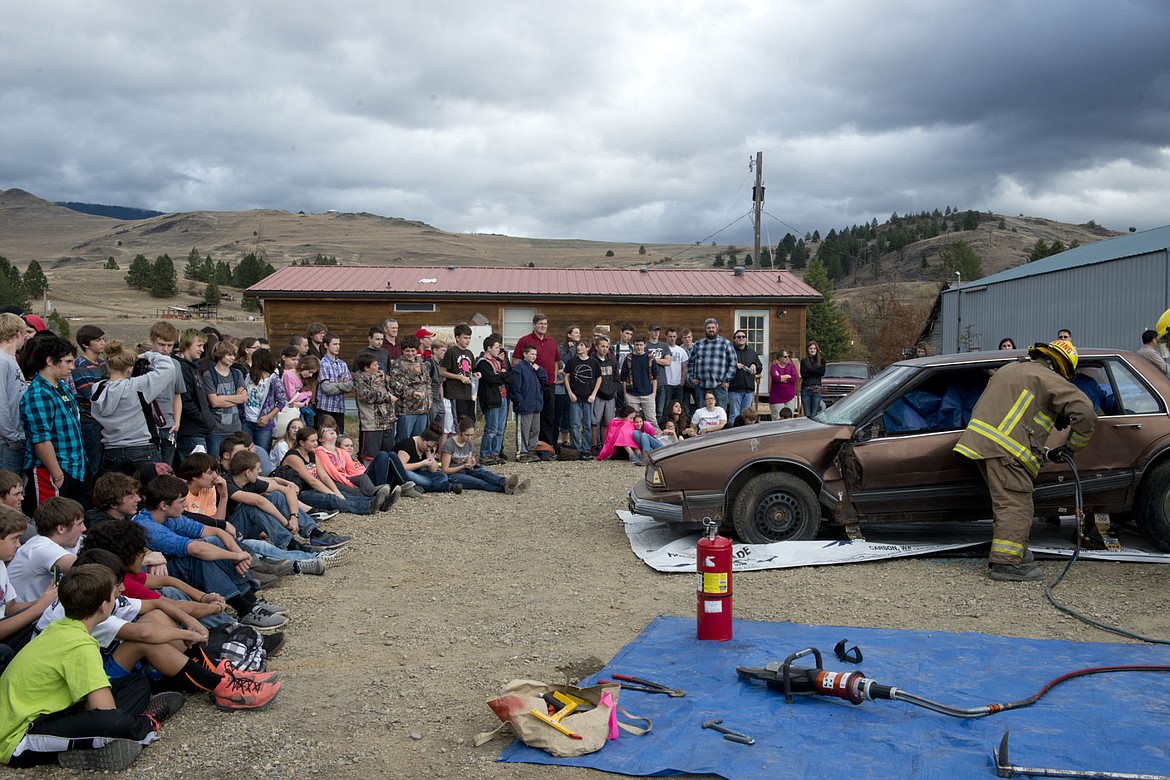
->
[701, 718, 755, 745]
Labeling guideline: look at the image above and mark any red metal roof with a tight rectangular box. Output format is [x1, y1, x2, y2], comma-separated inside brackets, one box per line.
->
[247, 265, 822, 302]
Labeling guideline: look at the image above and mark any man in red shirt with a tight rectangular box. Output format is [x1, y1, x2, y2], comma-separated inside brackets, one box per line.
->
[512, 313, 558, 447]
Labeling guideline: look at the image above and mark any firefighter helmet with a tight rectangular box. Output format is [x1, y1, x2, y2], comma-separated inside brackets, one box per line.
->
[1157, 309, 1170, 342]
[1029, 340, 1078, 380]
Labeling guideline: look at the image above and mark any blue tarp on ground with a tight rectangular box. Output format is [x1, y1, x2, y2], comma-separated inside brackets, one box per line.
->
[499, 616, 1170, 778]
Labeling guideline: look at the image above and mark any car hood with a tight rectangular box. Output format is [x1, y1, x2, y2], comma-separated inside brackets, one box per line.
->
[650, 417, 839, 463]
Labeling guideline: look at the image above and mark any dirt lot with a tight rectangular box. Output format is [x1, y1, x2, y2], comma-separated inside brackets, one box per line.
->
[26, 453, 1170, 780]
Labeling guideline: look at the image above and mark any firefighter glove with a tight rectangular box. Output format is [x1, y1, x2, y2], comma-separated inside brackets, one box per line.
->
[1046, 445, 1074, 463]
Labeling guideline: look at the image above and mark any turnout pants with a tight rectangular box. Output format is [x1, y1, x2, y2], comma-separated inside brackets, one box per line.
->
[976, 456, 1035, 565]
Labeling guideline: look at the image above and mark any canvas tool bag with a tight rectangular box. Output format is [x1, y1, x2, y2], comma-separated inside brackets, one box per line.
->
[475, 679, 650, 757]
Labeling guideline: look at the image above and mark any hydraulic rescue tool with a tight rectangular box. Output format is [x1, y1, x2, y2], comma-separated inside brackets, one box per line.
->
[736, 647, 1170, 718]
[994, 730, 1170, 779]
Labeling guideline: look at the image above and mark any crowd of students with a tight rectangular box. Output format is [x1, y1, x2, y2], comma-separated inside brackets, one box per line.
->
[0, 307, 812, 770]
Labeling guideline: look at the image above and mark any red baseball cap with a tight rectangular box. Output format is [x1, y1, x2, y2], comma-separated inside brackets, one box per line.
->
[415, 328, 435, 339]
[23, 314, 46, 332]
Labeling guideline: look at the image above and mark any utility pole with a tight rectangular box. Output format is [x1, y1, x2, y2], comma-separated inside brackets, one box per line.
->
[751, 151, 764, 268]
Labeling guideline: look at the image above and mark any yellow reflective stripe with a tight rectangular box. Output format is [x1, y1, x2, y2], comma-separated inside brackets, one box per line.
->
[953, 443, 981, 460]
[991, 539, 1024, 557]
[998, 389, 1034, 434]
[968, 419, 1041, 472]
[1069, 430, 1090, 448]
[1033, 411, 1054, 432]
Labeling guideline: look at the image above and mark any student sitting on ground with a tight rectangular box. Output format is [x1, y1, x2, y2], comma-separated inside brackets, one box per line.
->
[7, 498, 85, 603]
[0, 564, 183, 771]
[598, 406, 643, 464]
[226, 449, 351, 575]
[0, 506, 58, 669]
[314, 416, 400, 510]
[130, 475, 287, 632]
[36, 550, 280, 716]
[277, 426, 384, 513]
[632, 418, 678, 453]
[394, 423, 458, 493]
[440, 416, 525, 494]
[268, 417, 303, 466]
[0, 471, 33, 543]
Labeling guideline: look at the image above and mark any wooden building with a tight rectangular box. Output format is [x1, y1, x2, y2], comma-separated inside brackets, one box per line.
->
[246, 265, 822, 395]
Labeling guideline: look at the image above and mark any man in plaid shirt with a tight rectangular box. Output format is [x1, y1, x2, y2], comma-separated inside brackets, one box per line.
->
[688, 318, 737, 412]
[19, 335, 85, 511]
[315, 333, 354, 435]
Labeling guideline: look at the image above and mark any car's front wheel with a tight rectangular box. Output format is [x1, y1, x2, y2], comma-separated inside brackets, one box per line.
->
[1135, 462, 1170, 552]
[732, 472, 821, 544]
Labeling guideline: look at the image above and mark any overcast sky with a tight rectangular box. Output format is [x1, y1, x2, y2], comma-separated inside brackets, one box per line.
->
[2, 1, 1167, 245]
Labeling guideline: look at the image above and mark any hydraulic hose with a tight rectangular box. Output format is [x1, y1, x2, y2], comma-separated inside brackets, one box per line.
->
[1046, 454, 1170, 645]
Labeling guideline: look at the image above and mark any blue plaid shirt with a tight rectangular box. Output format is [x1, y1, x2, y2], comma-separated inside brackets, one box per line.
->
[317, 355, 352, 414]
[688, 335, 738, 387]
[20, 374, 85, 480]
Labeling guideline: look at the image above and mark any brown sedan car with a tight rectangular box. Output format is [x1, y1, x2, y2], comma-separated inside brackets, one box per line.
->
[629, 349, 1170, 548]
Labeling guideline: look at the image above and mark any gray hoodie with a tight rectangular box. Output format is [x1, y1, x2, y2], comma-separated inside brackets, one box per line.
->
[91, 351, 176, 448]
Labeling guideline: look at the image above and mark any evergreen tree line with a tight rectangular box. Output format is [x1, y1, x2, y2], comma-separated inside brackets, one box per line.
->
[180, 248, 276, 289]
[0, 257, 49, 312]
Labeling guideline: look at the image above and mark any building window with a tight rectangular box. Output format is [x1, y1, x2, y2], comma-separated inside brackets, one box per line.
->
[394, 303, 436, 313]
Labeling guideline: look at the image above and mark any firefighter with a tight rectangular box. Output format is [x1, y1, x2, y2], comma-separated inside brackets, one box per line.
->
[954, 340, 1096, 582]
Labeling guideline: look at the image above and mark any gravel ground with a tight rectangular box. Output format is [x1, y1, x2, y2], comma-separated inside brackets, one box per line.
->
[32, 456, 1170, 779]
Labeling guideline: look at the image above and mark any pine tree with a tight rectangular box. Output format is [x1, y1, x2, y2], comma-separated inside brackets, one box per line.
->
[759, 248, 772, 268]
[204, 280, 221, 305]
[22, 260, 48, 297]
[0, 257, 29, 311]
[215, 261, 233, 286]
[104, 257, 119, 270]
[803, 258, 851, 360]
[233, 253, 276, 288]
[46, 309, 70, 338]
[638, 245, 646, 256]
[184, 248, 206, 281]
[149, 254, 178, 298]
[125, 254, 152, 290]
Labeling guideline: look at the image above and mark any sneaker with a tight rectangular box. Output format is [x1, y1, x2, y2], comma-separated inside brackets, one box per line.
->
[320, 546, 352, 565]
[517, 453, 539, 463]
[309, 529, 352, 549]
[988, 562, 1043, 582]
[240, 605, 289, 631]
[262, 631, 287, 658]
[255, 597, 289, 614]
[215, 658, 280, 684]
[58, 739, 143, 772]
[580, 452, 595, 461]
[401, 482, 424, 499]
[380, 484, 402, 511]
[373, 484, 392, 511]
[450, 482, 463, 495]
[211, 672, 282, 711]
[249, 570, 280, 588]
[630, 456, 642, 466]
[504, 474, 520, 495]
[309, 510, 340, 522]
[516, 477, 530, 493]
[141, 691, 186, 724]
[295, 557, 326, 575]
[250, 558, 294, 576]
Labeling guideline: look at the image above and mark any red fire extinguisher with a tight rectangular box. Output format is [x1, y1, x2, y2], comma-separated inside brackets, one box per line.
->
[697, 518, 733, 641]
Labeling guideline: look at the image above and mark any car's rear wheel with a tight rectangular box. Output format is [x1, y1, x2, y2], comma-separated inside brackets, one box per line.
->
[1135, 462, 1170, 552]
[732, 473, 821, 544]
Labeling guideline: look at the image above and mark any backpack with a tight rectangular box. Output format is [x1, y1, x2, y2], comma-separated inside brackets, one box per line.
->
[535, 441, 558, 461]
[205, 623, 268, 672]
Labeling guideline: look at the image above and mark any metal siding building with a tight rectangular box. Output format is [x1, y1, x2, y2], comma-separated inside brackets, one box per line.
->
[939, 226, 1170, 353]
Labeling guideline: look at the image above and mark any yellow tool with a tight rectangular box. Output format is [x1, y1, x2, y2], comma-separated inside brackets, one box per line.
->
[529, 691, 590, 740]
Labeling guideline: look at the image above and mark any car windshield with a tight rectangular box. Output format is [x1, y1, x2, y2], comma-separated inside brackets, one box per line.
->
[817, 365, 918, 425]
[825, 363, 869, 379]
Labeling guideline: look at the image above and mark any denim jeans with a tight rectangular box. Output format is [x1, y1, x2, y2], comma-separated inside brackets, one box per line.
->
[568, 400, 593, 451]
[404, 468, 452, 493]
[239, 537, 317, 563]
[450, 465, 506, 493]
[176, 433, 208, 461]
[230, 503, 294, 549]
[300, 488, 376, 515]
[631, 430, 665, 452]
[206, 431, 236, 462]
[396, 414, 429, 443]
[480, 404, 508, 458]
[166, 537, 249, 599]
[727, 390, 754, 422]
[0, 442, 23, 475]
[101, 443, 161, 476]
[158, 585, 238, 630]
[801, 390, 823, 417]
[243, 419, 274, 452]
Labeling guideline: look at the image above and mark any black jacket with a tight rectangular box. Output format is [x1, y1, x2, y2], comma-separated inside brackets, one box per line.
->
[729, 345, 762, 392]
[177, 355, 214, 436]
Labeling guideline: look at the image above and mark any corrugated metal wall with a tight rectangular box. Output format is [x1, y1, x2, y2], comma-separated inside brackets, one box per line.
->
[939, 250, 1168, 353]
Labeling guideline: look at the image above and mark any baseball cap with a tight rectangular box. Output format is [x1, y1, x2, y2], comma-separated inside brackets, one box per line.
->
[415, 328, 435, 339]
[648, 322, 661, 330]
[23, 314, 46, 332]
